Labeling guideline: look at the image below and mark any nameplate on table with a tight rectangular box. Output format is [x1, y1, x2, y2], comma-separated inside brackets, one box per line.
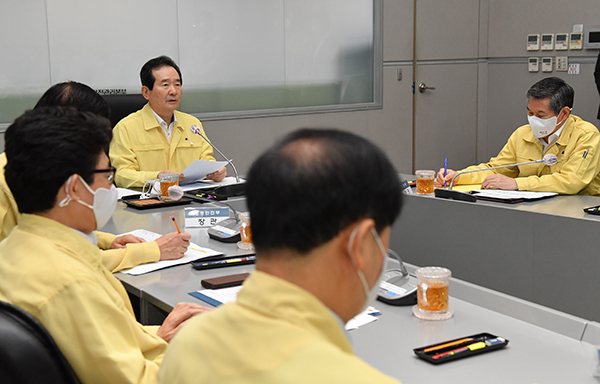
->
[185, 207, 230, 228]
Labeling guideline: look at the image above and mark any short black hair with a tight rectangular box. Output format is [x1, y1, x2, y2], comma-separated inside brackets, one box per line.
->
[246, 128, 402, 255]
[34, 81, 111, 118]
[4, 107, 112, 214]
[140, 56, 182, 90]
[526, 77, 574, 114]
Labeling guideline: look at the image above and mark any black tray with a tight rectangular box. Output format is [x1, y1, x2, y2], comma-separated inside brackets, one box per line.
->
[413, 332, 508, 364]
[122, 196, 192, 210]
[583, 205, 600, 215]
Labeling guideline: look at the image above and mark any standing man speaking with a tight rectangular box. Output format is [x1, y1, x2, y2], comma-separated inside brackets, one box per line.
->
[110, 56, 227, 188]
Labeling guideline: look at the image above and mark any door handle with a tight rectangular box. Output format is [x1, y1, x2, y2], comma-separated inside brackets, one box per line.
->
[418, 82, 436, 93]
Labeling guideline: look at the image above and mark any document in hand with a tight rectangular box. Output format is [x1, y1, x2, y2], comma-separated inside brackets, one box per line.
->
[179, 176, 246, 192]
[119, 229, 223, 275]
[180, 160, 229, 185]
[470, 189, 558, 204]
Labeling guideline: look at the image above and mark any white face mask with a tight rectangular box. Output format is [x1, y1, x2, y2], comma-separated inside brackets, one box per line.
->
[59, 175, 118, 231]
[348, 226, 388, 313]
[527, 114, 558, 139]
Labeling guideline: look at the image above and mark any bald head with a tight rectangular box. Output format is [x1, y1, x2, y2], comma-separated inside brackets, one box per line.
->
[34, 81, 110, 118]
[246, 128, 402, 256]
[279, 138, 325, 166]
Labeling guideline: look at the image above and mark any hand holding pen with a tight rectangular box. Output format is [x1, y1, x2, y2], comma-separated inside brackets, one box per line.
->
[435, 167, 458, 187]
[146, 215, 190, 261]
[444, 157, 447, 188]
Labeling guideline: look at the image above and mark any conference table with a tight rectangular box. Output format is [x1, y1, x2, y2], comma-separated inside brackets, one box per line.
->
[107, 192, 600, 383]
[392, 178, 600, 322]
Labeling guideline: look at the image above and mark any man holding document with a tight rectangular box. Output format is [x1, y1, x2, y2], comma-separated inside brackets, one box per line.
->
[110, 55, 227, 188]
[435, 77, 600, 195]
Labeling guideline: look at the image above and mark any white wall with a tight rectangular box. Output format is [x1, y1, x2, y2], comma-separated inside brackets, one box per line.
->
[1, 0, 600, 177]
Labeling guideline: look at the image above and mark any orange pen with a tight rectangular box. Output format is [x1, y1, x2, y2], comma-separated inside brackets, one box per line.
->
[423, 337, 473, 353]
[170, 215, 181, 234]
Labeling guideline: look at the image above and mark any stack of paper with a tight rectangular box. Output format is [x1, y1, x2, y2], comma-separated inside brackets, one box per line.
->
[470, 189, 557, 203]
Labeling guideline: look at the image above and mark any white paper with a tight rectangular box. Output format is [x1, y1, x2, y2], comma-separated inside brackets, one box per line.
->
[471, 189, 557, 200]
[193, 286, 380, 330]
[197, 286, 243, 304]
[180, 160, 228, 185]
[180, 176, 246, 192]
[119, 229, 223, 275]
[345, 306, 380, 330]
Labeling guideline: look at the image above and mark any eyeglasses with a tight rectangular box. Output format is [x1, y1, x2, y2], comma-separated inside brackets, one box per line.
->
[93, 166, 116, 183]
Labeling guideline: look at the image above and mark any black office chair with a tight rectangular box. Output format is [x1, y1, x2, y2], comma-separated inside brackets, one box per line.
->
[0, 300, 81, 384]
[102, 93, 147, 127]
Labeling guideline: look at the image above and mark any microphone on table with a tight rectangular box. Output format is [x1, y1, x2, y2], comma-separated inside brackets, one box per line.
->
[434, 154, 559, 202]
[184, 193, 242, 243]
[190, 125, 245, 198]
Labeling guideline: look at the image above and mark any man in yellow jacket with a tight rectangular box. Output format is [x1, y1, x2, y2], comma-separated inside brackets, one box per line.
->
[435, 77, 600, 195]
[110, 56, 227, 188]
[0, 107, 210, 384]
[158, 129, 403, 383]
[0, 81, 190, 273]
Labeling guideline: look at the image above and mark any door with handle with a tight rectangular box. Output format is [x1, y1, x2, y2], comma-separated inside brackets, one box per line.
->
[417, 82, 435, 93]
[412, 0, 480, 172]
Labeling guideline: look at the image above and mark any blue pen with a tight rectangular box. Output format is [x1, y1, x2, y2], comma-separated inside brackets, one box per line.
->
[444, 157, 448, 188]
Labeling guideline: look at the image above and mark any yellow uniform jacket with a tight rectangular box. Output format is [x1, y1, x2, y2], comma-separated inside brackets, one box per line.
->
[456, 115, 600, 195]
[0, 214, 167, 384]
[0, 153, 159, 271]
[110, 103, 215, 188]
[158, 271, 401, 384]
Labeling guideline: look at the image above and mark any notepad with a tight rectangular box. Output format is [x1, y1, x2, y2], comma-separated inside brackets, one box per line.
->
[470, 189, 558, 203]
[119, 229, 223, 275]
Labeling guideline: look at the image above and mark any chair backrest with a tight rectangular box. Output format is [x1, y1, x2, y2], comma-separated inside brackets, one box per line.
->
[102, 93, 147, 127]
[0, 300, 81, 384]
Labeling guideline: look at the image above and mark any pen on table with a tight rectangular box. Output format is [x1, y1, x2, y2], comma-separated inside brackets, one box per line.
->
[444, 157, 448, 188]
[171, 215, 181, 234]
[431, 337, 505, 359]
[423, 337, 473, 353]
[432, 341, 486, 359]
[193, 256, 256, 268]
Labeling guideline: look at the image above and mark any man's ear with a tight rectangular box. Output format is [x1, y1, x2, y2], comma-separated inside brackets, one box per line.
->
[559, 106, 571, 122]
[67, 174, 88, 201]
[141, 86, 151, 100]
[56, 175, 80, 207]
[345, 218, 376, 271]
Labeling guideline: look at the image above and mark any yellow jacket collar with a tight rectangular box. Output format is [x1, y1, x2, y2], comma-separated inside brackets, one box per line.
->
[238, 270, 354, 354]
[141, 103, 184, 133]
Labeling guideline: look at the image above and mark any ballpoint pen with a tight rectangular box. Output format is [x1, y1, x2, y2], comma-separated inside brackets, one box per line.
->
[193, 256, 257, 269]
[444, 157, 448, 188]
